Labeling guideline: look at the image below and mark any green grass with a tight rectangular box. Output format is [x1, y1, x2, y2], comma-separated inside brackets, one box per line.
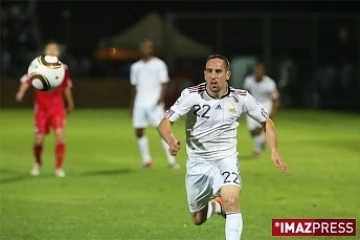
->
[0, 109, 359, 240]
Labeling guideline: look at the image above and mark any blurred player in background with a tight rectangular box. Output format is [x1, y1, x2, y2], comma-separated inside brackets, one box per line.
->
[15, 40, 75, 177]
[243, 63, 280, 156]
[158, 54, 288, 240]
[129, 39, 179, 169]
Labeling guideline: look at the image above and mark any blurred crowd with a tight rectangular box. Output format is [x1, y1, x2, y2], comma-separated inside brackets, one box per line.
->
[1, 1, 42, 77]
[1, 2, 358, 109]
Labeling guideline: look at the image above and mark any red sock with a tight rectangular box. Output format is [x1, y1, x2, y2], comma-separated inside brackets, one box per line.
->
[55, 143, 65, 169]
[34, 144, 43, 165]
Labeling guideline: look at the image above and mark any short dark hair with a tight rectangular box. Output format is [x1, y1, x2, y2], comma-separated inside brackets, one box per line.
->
[45, 39, 59, 47]
[206, 54, 230, 71]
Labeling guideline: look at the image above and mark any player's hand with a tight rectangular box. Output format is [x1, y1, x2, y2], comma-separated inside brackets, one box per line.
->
[169, 139, 181, 156]
[15, 92, 24, 102]
[271, 150, 289, 174]
[67, 105, 74, 114]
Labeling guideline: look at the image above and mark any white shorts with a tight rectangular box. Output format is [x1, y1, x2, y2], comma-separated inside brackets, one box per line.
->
[185, 155, 241, 213]
[246, 101, 272, 130]
[132, 104, 165, 128]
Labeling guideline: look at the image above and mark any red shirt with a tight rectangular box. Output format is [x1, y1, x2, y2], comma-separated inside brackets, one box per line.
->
[21, 65, 72, 111]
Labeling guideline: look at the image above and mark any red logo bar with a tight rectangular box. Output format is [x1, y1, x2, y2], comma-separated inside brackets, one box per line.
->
[272, 219, 356, 236]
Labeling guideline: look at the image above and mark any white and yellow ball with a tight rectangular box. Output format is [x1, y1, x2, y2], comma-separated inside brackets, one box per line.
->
[27, 55, 65, 91]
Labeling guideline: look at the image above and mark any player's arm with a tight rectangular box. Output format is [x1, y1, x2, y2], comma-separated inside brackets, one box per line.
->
[129, 64, 137, 115]
[157, 62, 170, 105]
[158, 89, 193, 156]
[244, 92, 289, 173]
[64, 88, 74, 112]
[270, 82, 280, 118]
[158, 83, 168, 105]
[63, 68, 75, 113]
[15, 74, 31, 102]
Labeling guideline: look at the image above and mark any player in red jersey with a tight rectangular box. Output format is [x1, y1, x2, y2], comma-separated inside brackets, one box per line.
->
[15, 40, 75, 177]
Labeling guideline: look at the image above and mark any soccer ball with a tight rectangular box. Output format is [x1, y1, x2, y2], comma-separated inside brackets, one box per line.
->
[27, 55, 65, 91]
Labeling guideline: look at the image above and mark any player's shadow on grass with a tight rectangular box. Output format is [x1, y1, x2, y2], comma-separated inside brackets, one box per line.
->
[0, 174, 53, 184]
[81, 168, 133, 176]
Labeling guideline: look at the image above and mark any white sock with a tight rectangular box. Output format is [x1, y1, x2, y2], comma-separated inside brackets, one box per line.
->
[161, 139, 176, 165]
[253, 135, 265, 152]
[137, 136, 151, 163]
[225, 212, 243, 240]
[206, 200, 222, 219]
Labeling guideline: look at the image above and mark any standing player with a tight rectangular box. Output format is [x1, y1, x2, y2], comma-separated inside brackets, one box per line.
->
[130, 39, 179, 169]
[158, 54, 288, 240]
[15, 40, 75, 177]
[243, 63, 280, 156]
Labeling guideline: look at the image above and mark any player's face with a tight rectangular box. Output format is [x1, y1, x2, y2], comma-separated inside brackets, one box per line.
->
[255, 65, 265, 81]
[140, 42, 153, 58]
[44, 43, 60, 58]
[204, 58, 231, 93]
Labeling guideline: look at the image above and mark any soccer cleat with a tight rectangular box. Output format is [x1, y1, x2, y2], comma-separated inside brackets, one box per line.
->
[212, 196, 226, 218]
[141, 161, 153, 168]
[55, 168, 66, 177]
[30, 163, 41, 176]
[169, 163, 180, 169]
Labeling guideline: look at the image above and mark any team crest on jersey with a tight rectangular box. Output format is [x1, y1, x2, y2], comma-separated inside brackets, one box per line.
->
[229, 107, 237, 115]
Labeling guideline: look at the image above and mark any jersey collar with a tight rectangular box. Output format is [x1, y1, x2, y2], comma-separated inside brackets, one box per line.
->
[205, 84, 231, 99]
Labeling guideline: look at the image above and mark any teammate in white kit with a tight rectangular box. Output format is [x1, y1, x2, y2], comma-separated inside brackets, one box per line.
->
[158, 55, 289, 240]
[130, 39, 179, 168]
[243, 63, 280, 156]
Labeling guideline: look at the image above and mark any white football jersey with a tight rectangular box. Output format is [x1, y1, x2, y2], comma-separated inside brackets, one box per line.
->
[165, 83, 269, 161]
[130, 57, 169, 107]
[243, 75, 279, 105]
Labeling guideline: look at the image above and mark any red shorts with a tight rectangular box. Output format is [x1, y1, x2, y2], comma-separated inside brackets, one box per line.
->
[34, 108, 66, 135]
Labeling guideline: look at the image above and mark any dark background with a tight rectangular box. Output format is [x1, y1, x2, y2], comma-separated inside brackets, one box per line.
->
[1, 1, 359, 111]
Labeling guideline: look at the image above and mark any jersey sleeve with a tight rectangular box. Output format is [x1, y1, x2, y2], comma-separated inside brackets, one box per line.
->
[130, 64, 137, 86]
[20, 73, 30, 85]
[164, 89, 193, 122]
[244, 92, 269, 123]
[62, 66, 72, 89]
[158, 61, 169, 84]
[269, 80, 279, 99]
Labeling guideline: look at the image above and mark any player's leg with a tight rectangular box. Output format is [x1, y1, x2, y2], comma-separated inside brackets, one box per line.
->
[52, 111, 66, 177]
[132, 107, 152, 167]
[149, 104, 179, 168]
[246, 115, 265, 156]
[30, 111, 48, 176]
[185, 160, 222, 225]
[216, 156, 243, 240]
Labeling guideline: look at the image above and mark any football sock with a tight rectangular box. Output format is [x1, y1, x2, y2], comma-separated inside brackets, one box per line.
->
[207, 200, 222, 219]
[33, 144, 43, 165]
[253, 134, 265, 152]
[161, 139, 176, 165]
[55, 143, 65, 169]
[137, 136, 151, 163]
[225, 212, 243, 240]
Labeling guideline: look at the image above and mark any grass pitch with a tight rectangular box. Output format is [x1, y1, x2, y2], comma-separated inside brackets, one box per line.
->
[0, 109, 359, 240]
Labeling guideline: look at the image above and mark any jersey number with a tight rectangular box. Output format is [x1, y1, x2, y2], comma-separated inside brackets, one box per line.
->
[193, 104, 210, 118]
[222, 171, 240, 185]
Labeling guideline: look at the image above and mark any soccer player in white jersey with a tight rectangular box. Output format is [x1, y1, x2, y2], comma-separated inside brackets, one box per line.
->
[158, 54, 288, 240]
[130, 39, 179, 169]
[243, 63, 280, 156]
